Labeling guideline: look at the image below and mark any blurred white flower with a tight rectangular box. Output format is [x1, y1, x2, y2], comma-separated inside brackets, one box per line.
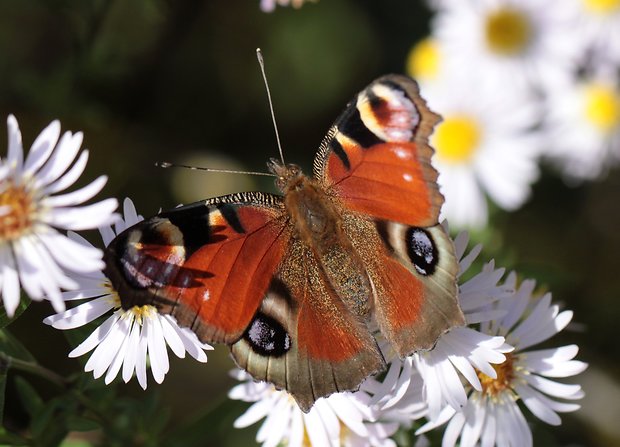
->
[545, 68, 620, 181]
[43, 198, 212, 389]
[0, 115, 117, 316]
[230, 369, 399, 447]
[417, 273, 588, 447]
[432, 0, 581, 94]
[567, 0, 620, 66]
[260, 0, 316, 12]
[420, 79, 541, 228]
[365, 231, 513, 422]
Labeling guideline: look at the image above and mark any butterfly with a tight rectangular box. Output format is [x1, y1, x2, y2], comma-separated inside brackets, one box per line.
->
[103, 74, 465, 412]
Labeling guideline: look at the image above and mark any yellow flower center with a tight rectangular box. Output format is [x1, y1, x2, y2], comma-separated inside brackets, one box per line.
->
[105, 282, 122, 307]
[105, 281, 157, 325]
[0, 180, 36, 241]
[406, 38, 440, 80]
[584, 82, 620, 132]
[126, 304, 157, 325]
[485, 7, 532, 56]
[478, 353, 516, 396]
[434, 115, 481, 164]
[584, 0, 620, 13]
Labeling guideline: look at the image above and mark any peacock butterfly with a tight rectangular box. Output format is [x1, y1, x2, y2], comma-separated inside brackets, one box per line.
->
[103, 74, 465, 412]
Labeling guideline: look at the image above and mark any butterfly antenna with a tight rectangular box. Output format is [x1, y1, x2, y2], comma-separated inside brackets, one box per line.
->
[155, 161, 276, 177]
[256, 48, 286, 166]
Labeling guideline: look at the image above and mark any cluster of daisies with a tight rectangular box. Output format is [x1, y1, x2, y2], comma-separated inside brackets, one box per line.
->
[405, 0, 620, 227]
[1, 115, 586, 446]
[228, 231, 586, 447]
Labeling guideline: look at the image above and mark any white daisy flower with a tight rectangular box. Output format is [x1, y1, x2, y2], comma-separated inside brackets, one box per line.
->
[417, 273, 588, 447]
[230, 369, 399, 447]
[260, 0, 316, 12]
[365, 231, 514, 422]
[420, 77, 541, 228]
[432, 0, 581, 94]
[0, 115, 117, 317]
[43, 198, 213, 389]
[545, 68, 620, 181]
[566, 0, 620, 66]
[359, 361, 429, 436]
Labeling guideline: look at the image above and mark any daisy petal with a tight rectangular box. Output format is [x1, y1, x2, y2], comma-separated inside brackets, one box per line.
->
[23, 120, 60, 176]
[42, 175, 108, 208]
[44, 198, 119, 230]
[6, 115, 24, 172]
[44, 149, 89, 195]
[34, 131, 83, 188]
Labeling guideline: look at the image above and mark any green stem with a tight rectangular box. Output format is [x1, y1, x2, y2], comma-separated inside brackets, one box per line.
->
[0, 352, 66, 388]
[0, 352, 111, 426]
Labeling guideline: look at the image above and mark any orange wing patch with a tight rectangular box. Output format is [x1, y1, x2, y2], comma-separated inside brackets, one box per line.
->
[165, 206, 289, 343]
[326, 139, 439, 227]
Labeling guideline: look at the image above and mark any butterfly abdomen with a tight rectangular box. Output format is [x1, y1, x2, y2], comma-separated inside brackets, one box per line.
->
[283, 173, 372, 318]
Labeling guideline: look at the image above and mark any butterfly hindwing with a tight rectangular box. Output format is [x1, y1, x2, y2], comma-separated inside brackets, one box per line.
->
[230, 238, 385, 412]
[104, 192, 290, 344]
[371, 220, 462, 355]
[314, 74, 443, 228]
[337, 210, 462, 357]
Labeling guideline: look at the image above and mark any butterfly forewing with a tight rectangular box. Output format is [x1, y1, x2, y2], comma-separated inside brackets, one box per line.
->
[314, 74, 443, 227]
[104, 192, 290, 344]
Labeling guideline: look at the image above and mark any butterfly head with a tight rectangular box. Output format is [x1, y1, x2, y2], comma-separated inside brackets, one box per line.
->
[267, 158, 305, 193]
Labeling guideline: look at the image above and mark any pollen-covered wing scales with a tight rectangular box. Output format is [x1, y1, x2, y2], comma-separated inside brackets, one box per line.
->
[104, 74, 464, 412]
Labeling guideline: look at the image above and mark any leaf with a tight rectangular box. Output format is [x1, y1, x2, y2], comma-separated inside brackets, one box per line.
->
[14, 376, 43, 418]
[29, 397, 72, 447]
[164, 397, 248, 447]
[65, 415, 99, 432]
[0, 428, 29, 445]
[31, 402, 58, 439]
[0, 329, 36, 362]
[0, 298, 30, 329]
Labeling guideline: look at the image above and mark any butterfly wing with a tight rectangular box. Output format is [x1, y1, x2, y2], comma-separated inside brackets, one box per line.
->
[104, 192, 290, 344]
[313, 74, 464, 357]
[314, 74, 443, 227]
[344, 213, 462, 357]
[230, 237, 385, 412]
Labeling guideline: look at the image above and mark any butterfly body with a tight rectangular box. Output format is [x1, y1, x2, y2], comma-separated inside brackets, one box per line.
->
[104, 75, 465, 411]
[271, 159, 373, 319]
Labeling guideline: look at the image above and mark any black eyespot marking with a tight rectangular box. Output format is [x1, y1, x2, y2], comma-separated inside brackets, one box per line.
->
[244, 313, 291, 357]
[406, 227, 438, 276]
